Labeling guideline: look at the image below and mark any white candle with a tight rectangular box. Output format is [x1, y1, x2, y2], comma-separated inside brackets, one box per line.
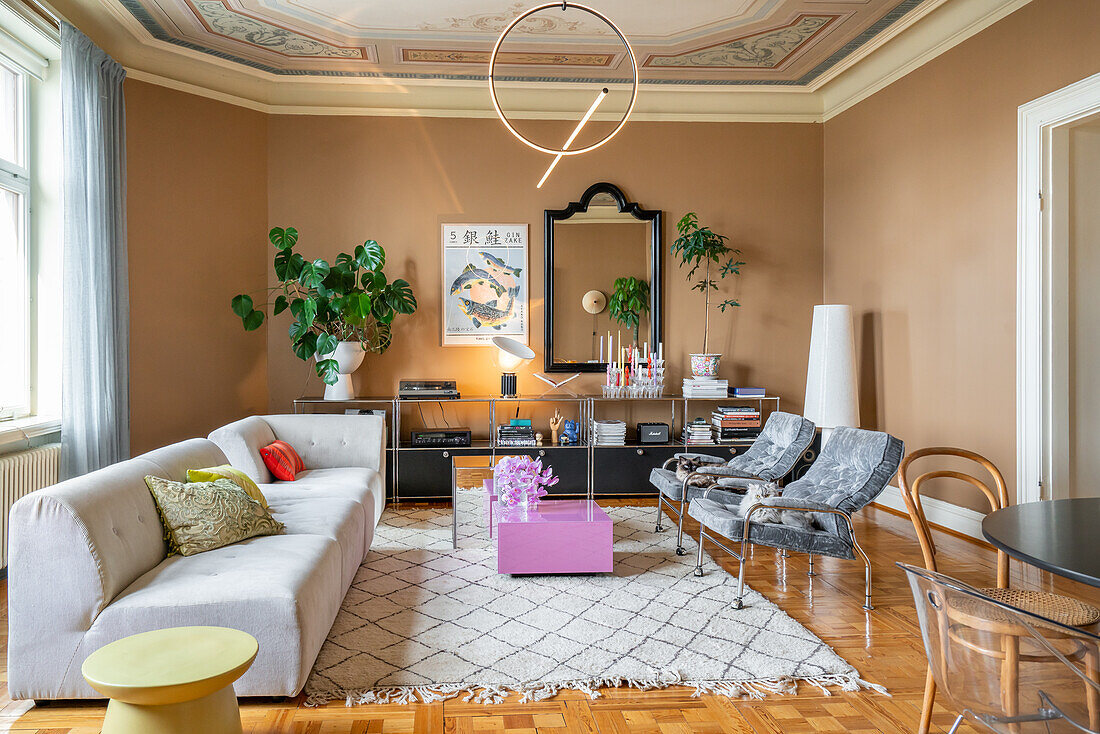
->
[599, 336, 603, 362]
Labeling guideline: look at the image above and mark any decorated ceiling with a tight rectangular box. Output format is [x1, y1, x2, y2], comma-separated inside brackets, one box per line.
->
[115, 0, 932, 85]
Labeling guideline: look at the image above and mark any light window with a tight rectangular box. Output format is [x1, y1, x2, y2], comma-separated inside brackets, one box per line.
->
[0, 58, 29, 417]
[0, 62, 23, 167]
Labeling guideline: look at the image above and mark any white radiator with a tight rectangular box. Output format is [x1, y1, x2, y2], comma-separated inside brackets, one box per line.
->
[0, 443, 61, 569]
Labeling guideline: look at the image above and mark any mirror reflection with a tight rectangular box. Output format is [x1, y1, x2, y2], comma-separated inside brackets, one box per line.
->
[545, 184, 661, 372]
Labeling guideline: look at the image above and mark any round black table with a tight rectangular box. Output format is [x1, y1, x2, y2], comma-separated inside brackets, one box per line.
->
[982, 498, 1100, 588]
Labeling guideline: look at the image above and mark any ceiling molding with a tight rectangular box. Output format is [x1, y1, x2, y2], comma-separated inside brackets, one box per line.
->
[57, 0, 1031, 121]
[819, 0, 1033, 120]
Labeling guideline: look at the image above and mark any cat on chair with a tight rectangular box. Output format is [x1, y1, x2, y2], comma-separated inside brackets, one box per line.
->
[739, 481, 816, 530]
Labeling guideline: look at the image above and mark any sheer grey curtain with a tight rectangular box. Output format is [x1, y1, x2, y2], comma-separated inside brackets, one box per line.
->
[60, 23, 129, 478]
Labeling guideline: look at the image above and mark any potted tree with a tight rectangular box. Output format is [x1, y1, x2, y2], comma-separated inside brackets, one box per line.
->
[231, 226, 417, 400]
[608, 276, 650, 345]
[670, 212, 745, 379]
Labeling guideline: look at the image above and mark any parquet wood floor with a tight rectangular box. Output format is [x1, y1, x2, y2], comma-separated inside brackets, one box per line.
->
[3, 501, 1098, 733]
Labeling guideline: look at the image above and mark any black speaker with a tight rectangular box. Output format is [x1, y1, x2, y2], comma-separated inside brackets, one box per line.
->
[788, 432, 821, 482]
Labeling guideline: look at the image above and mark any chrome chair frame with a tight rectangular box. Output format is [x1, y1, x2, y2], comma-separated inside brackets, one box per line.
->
[692, 486, 875, 611]
[653, 455, 764, 557]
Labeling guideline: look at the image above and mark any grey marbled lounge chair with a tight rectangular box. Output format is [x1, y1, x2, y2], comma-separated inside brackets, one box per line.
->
[648, 411, 816, 556]
[688, 426, 904, 611]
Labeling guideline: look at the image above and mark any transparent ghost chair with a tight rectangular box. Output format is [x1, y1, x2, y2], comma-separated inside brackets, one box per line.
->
[899, 562, 1100, 733]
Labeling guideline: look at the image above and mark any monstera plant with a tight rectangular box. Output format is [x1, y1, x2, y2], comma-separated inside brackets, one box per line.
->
[232, 226, 417, 386]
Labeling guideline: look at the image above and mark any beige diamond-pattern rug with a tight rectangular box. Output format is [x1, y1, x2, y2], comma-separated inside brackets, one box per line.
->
[304, 490, 884, 706]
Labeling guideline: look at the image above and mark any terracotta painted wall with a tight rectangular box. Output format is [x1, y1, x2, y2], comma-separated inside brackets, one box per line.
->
[265, 117, 824, 432]
[126, 80, 269, 454]
[823, 0, 1100, 510]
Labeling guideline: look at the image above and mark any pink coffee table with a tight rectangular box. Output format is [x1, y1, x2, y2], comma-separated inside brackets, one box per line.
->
[494, 499, 613, 575]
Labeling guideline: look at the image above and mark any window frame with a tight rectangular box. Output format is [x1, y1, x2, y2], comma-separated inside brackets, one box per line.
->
[0, 54, 33, 418]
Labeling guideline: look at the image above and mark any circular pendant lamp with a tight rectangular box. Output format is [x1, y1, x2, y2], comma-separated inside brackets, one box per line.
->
[489, 1, 639, 173]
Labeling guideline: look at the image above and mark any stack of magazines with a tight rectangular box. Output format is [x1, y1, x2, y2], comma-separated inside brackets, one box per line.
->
[683, 378, 728, 398]
[497, 424, 536, 447]
[592, 419, 626, 446]
[682, 418, 713, 445]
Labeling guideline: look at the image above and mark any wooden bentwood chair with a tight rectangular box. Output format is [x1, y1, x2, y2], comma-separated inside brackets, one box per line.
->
[899, 447, 1100, 734]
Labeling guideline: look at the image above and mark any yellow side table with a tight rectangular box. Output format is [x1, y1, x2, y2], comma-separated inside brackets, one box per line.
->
[81, 626, 258, 734]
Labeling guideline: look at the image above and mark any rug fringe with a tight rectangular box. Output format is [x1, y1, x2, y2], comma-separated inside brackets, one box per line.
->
[304, 670, 888, 707]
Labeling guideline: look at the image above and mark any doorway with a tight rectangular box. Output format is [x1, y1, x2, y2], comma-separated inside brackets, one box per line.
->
[1018, 72, 1100, 504]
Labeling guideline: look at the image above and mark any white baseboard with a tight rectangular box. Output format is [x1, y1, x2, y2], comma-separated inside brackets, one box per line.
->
[872, 485, 986, 541]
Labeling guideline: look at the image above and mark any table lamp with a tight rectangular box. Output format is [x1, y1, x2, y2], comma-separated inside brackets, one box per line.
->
[492, 336, 535, 398]
[804, 304, 859, 444]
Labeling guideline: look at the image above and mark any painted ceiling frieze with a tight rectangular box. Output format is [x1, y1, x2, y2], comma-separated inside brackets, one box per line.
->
[416, 2, 608, 36]
[401, 49, 616, 67]
[646, 15, 835, 68]
[112, 0, 932, 84]
[190, 0, 366, 58]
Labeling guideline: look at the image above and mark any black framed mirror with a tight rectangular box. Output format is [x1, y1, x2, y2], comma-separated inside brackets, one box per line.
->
[544, 182, 662, 373]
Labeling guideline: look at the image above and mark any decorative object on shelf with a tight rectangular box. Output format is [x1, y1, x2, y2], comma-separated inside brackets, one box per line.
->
[492, 336, 535, 398]
[489, 2, 637, 188]
[804, 304, 859, 443]
[533, 372, 581, 397]
[442, 224, 528, 346]
[494, 454, 558, 508]
[671, 212, 745, 378]
[535, 432, 543, 446]
[231, 226, 417, 395]
[603, 341, 664, 398]
[549, 409, 564, 444]
[609, 277, 650, 344]
[560, 419, 580, 445]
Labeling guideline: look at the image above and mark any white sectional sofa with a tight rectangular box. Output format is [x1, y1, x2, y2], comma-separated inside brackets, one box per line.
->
[7, 413, 385, 701]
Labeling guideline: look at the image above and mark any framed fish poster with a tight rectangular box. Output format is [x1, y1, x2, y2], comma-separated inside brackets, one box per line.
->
[441, 224, 529, 346]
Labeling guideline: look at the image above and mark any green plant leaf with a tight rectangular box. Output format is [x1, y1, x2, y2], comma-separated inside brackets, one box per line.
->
[316, 358, 340, 385]
[301, 297, 318, 327]
[372, 298, 395, 324]
[298, 259, 331, 289]
[231, 294, 254, 318]
[242, 310, 264, 331]
[355, 240, 385, 271]
[384, 279, 417, 314]
[363, 270, 387, 291]
[269, 226, 299, 250]
[272, 295, 289, 315]
[288, 318, 310, 343]
[293, 331, 318, 360]
[315, 332, 339, 357]
[345, 292, 372, 320]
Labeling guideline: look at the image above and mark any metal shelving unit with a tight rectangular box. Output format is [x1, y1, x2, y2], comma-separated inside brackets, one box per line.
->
[293, 393, 781, 503]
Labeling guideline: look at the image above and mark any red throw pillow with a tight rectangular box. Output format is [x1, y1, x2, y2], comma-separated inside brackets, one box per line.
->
[260, 440, 305, 481]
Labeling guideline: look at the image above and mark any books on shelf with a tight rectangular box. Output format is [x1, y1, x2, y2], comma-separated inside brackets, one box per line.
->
[497, 424, 536, 447]
[683, 378, 728, 398]
[682, 418, 713, 445]
[592, 419, 627, 446]
[710, 405, 761, 443]
[731, 387, 766, 398]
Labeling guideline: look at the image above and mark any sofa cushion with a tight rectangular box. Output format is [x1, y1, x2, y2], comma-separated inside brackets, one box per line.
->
[261, 439, 305, 481]
[144, 476, 285, 556]
[262, 466, 386, 527]
[208, 416, 277, 483]
[81, 533, 345, 698]
[267, 494, 365, 586]
[648, 467, 743, 505]
[188, 464, 268, 508]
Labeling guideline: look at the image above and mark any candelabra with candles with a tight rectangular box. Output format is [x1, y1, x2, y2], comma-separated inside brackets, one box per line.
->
[602, 337, 664, 398]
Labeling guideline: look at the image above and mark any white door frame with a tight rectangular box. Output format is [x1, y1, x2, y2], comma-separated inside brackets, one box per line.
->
[1017, 71, 1100, 504]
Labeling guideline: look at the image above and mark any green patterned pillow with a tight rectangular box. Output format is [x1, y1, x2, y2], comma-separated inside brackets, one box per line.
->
[144, 476, 285, 556]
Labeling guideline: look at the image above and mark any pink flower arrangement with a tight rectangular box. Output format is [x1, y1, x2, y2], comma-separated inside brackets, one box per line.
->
[494, 455, 559, 508]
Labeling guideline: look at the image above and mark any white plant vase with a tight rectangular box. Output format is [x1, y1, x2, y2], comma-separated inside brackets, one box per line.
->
[321, 341, 366, 401]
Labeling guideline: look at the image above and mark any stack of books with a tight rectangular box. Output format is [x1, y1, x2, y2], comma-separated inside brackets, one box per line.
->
[497, 424, 536, 447]
[683, 418, 713, 445]
[730, 387, 766, 398]
[711, 406, 762, 443]
[592, 419, 626, 446]
[683, 378, 728, 398]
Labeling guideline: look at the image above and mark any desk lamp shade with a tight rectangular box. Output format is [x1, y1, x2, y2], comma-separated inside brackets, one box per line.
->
[492, 336, 535, 397]
[804, 305, 859, 432]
